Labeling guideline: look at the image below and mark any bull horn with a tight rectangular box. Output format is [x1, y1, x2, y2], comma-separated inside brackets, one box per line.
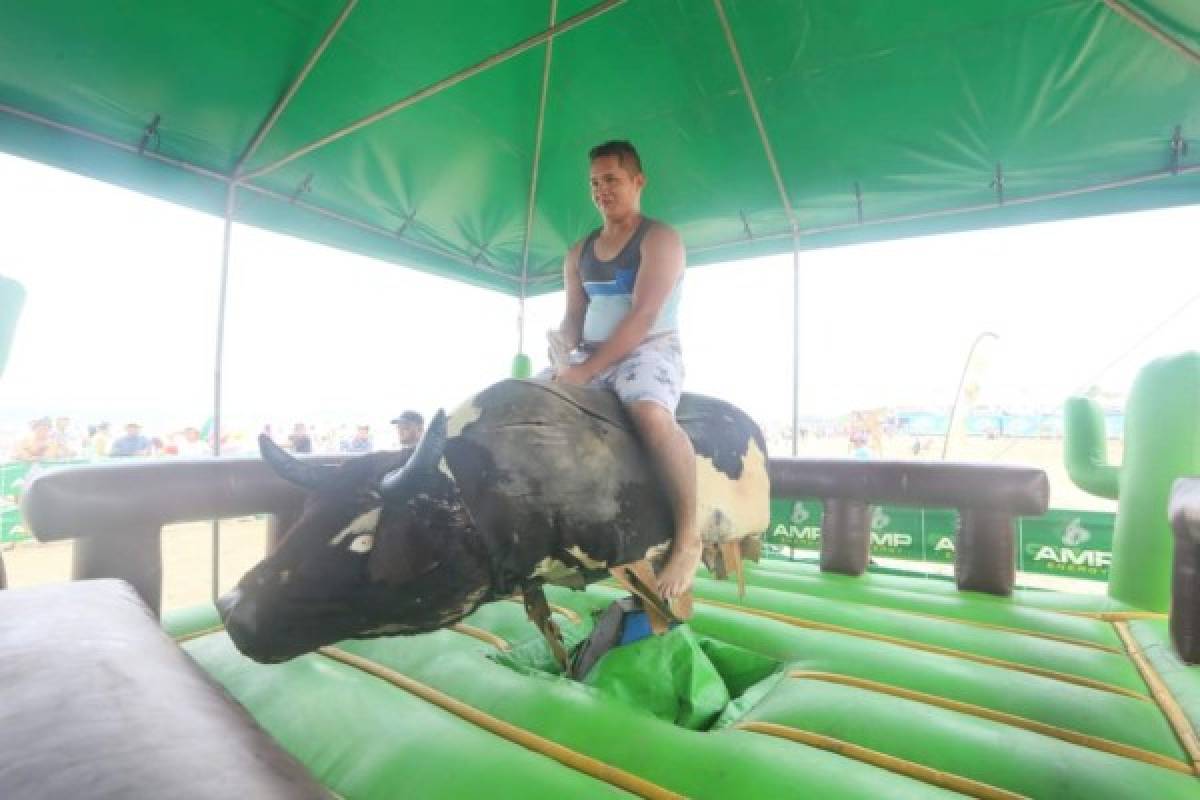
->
[380, 409, 448, 501]
[259, 434, 333, 490]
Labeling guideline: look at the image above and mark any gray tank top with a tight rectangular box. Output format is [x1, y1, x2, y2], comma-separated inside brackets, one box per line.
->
[579, 216, 682, 343]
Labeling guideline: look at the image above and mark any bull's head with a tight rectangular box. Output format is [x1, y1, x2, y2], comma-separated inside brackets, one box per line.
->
[217, 411, 493, 663]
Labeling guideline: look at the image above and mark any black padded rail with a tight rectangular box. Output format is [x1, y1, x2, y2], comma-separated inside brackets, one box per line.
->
[21, 456, 347, 613]
[769, 459, 1050, 595]
[768, 459, 1049, 513]
[0, 579, 330, 799]
[1170, 477, 1200, 663]
[19, 455, 1049, 611]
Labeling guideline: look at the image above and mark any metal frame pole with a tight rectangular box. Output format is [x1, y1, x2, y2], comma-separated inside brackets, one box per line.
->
[685, 161, 1200, 259]
[713, 0, 803, 455]
[518, 0, 560, 356]
[1102, 0, 1200, 65]
[791, 234, 801, 456]
[942, 331, 998, 460]
[236, 0, 359, 176]
[210, 182, 236, 602]
[243, 0, 624, 182]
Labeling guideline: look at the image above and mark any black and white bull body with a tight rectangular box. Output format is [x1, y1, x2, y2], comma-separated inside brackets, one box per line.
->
[218, 379, 769, 664]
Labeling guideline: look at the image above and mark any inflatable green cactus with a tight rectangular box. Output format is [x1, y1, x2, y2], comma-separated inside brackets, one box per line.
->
[1065, 352, 1200, 611]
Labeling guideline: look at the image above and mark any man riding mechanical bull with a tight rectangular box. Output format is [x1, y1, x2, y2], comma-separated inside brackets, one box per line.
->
[217, 142, 769, 667]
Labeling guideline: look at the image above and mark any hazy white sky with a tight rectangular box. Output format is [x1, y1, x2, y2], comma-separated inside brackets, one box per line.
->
[1, 151, 1197, 436]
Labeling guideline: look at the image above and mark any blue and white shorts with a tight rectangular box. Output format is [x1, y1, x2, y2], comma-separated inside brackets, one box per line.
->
[549, 333, 685, 413]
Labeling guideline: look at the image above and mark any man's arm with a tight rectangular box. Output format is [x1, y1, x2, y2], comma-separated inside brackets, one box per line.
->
[557, 243, 588, 349]
[568, 224, 684, 379]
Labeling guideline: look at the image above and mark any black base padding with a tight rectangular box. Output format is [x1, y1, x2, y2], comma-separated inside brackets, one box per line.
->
[0, 579, 331, 799]
[955, 509, 1016, 596]
[1171, 540, 1200, 664]
[1170, 478, 1200, 664]
[819, 498, 872, 576]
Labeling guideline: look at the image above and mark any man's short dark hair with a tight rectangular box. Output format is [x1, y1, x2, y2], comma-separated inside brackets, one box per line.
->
[589, 140, 643, 176]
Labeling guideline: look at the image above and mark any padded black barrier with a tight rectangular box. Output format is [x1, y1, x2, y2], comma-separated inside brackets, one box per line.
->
[770, 459, 1049, 595]
[21, 456, 349, 614]
[0, 579, 331, 799]
[20, 456, 1049, 612]
[1170, 478, 1200, 663]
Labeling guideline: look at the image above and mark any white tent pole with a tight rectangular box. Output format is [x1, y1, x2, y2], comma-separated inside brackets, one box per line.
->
[0, 103, 229, 182]
[712, 0, 797, 227]
[684, 160, 1200, 258]
[236, 0, 359, 175]
[1102, 0, 1200, 65]
[791, 235, 801, 455]
[242, 0, 625, 182]
[0, 103, 507, 280]
[210, 182, 237, 602]
[518, 0, 560, 355]
[238, 183, 513, 281]
[712, 0, 803, 455]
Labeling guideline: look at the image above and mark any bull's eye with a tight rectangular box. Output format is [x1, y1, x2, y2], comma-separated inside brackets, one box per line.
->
[348, 533, 375, 553]
[330, 507, 382, 547]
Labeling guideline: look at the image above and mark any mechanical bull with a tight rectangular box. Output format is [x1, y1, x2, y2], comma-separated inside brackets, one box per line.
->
[217, 379, 769, 665]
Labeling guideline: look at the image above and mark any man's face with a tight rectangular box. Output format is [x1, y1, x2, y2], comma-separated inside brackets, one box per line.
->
[396, 422, 421, 447]
[126, 425, 141, 437]
[589, 155, 644, 219]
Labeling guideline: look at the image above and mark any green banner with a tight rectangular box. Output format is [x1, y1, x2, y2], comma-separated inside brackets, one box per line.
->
[765, 498, 1115, 582]
[1018, 510, 1114, 580]
[923, 509, 959, 565]
[0, 461, 31, 543]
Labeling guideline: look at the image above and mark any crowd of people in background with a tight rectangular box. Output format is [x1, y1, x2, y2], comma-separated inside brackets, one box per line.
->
[5, 411, 425, 463]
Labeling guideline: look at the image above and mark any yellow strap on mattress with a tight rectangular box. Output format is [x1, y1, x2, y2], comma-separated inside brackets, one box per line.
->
[318, 646, 683, 799]
[1113, 621, 1200, 775]
[698, 597, 1149, 701]
[789, 670, 1193, 774]
[737, 720, 1027, 800]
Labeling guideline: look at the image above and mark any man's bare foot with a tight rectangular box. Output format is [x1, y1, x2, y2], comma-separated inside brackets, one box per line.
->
[657, 537, 702, 599]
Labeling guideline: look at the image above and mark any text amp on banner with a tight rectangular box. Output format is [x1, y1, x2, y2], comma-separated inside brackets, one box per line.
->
[765, 499, 1115, 582]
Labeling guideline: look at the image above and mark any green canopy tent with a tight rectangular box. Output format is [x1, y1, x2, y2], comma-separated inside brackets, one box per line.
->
[2, 0, 1198, 453]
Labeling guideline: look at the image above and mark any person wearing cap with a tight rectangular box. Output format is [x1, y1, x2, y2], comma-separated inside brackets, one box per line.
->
[109, 423, 152, 457]
[391, 411, 424, 453]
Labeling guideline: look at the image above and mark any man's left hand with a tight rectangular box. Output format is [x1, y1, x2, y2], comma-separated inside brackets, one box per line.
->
[555, 364, 593, 386]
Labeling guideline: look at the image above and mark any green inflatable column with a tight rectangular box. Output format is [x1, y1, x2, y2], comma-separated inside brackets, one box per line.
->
[511, 352, 533, 379]
[0, 275, 25, 379]
[1065, 353, 1200, 611]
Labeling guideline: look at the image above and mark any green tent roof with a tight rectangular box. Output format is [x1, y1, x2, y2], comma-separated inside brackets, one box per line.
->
[1, 1, 1197, 296]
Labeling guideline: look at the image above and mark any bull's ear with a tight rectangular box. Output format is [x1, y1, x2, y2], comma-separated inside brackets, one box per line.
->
[367, 519, 440, 585]
[259, 435, 336, 490]
[379, 409, 448, 501]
